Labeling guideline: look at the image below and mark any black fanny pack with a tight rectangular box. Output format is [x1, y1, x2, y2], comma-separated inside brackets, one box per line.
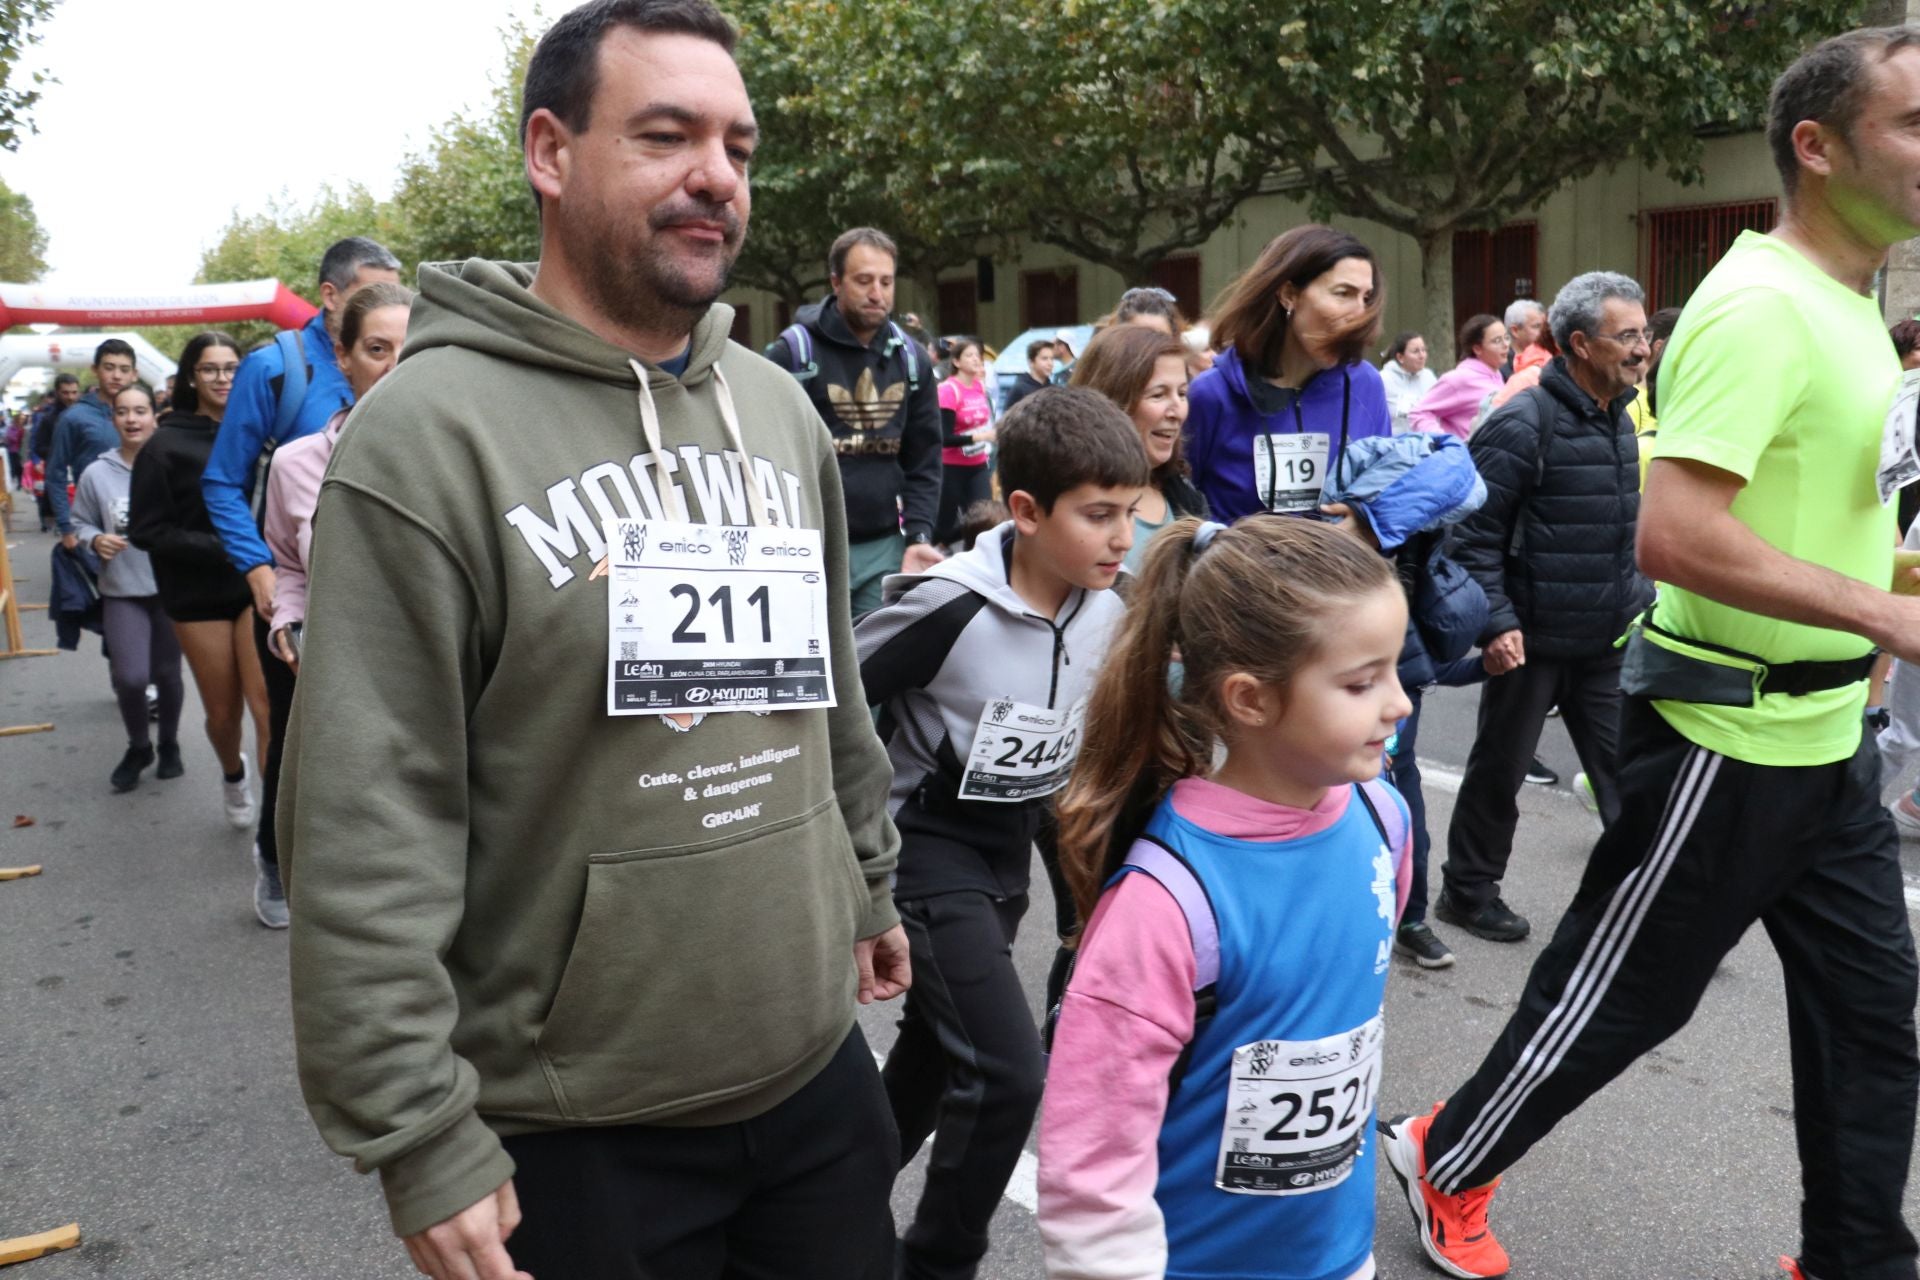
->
[1619, 614, 1876, 708]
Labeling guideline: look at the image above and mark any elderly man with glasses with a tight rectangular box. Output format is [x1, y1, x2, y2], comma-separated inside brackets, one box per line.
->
[1435, 271, 1657, 944]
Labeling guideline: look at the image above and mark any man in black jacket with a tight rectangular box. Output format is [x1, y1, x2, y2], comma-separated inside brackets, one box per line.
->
[1440, 271, 1656, 942]
[766, 226, 944, 615]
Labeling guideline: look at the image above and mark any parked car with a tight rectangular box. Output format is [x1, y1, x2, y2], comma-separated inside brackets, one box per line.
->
[990, 324, 1095, 411]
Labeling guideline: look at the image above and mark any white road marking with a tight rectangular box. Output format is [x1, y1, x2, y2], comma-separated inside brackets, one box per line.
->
[874, 1050, 1039, 1214]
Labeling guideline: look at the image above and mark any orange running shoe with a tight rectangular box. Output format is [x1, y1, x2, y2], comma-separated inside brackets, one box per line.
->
[1378, 1106, 1511, 1279]
[1778, 1258, 1818, 1280]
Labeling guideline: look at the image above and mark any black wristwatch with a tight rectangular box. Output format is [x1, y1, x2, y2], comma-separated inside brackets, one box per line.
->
[907, 531, 933, 546]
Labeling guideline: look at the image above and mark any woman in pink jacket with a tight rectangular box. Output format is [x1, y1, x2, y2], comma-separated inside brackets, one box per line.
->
[264, 281, 414, 670]
[1410, 313, 1510, 440]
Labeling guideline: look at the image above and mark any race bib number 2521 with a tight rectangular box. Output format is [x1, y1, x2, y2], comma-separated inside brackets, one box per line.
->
[603, 518, 836, 717]
[1216, 1013, 1383, 1196]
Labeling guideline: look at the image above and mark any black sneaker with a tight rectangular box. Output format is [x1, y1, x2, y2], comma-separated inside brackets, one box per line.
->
[110, 743, 155, 793]
[1394, 921, 1456, 969]
[1434, 891, 1532, 942]
[155, 741, 184, 780]
[1523, 756, 1558, 786]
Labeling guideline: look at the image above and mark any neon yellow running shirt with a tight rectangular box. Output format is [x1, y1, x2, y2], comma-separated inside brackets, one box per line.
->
[1650, 231, 1897, 766]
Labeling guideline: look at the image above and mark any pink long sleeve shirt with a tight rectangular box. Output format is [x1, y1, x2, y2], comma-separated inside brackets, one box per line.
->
[263, 410, 346, 631]
[1037, 778, 1410, 1280]
[1408, 358, 1505, 440]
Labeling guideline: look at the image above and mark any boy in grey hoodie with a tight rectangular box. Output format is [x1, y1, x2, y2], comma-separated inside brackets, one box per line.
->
[856, 388, 1148, 1279]
[279, 7, 908, 1278]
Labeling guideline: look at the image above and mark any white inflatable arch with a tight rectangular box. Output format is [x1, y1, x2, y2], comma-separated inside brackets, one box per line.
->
[0, 332, 178, 389]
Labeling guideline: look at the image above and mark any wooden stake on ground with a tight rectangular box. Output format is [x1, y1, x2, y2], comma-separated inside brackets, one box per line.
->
[0, 536, 57, 686]
[0, 725, 52, 737]
[0, 866, 43, 880]
[0, 1223, 80, 1266]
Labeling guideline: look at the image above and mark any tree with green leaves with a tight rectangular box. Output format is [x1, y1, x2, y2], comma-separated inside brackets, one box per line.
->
[731, 0, 999, 327]
[388, 23, 540, 268]
[0, 0, 55, 152]
[1204, 1, 1860, 363]
[0, 175, 47, 280]
[180, 184, 409, 350]
[765, 0, 1274, 287]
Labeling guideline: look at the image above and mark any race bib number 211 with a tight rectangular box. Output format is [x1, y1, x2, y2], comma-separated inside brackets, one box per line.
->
[603, 518, 836, 717]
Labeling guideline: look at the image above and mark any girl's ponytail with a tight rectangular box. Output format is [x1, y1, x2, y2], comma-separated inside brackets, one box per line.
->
[1055, 518, 1214, 928]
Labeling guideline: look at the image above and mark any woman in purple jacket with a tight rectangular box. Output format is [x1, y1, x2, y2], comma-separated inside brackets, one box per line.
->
[1185, 225, 1392, 523]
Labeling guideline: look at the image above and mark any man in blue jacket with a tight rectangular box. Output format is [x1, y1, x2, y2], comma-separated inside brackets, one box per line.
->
[201, 234, 400, 930]
[49, 340, 138, 548]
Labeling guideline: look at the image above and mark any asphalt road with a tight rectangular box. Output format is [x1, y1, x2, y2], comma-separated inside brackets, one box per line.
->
[4, 515, 1919, 1279]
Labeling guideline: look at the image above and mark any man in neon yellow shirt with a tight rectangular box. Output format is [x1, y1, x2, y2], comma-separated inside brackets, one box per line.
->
[1383, 27, 1920, 1280]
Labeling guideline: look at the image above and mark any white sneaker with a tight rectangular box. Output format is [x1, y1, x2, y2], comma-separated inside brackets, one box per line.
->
[252, 843, 288, 930]
[1892, 792, 1920, 841]
[222, 759, 256, 830]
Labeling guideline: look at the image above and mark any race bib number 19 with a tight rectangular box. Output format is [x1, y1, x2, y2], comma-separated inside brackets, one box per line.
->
[1252, 432, 1330, 513]
[1217, 1013, 1383, 1196]
[603, 518, 836, 717]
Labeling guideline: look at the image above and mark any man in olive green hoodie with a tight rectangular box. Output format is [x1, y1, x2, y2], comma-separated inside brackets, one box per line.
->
[277, 4, 910, 1278]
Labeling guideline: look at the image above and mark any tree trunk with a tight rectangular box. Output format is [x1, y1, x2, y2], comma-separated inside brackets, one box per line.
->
[910, 260, 942, 334]
[1417, 228, 1456, 370]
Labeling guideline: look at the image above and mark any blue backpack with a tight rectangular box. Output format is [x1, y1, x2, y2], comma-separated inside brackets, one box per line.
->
[247, 328, 310, 523]
[1044, 778, 1407, 1086]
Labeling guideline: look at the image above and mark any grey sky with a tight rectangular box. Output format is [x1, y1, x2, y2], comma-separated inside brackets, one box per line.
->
[0, 0, 540, 291]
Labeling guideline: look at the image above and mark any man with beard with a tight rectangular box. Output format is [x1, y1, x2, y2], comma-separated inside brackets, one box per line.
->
[276, 3, 910, 1278]
[1437, 272, 1655, 944]
[766, 226, 944, 615]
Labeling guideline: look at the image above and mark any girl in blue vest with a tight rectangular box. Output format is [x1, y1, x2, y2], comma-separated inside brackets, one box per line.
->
[1038, 515, 1413, 1280]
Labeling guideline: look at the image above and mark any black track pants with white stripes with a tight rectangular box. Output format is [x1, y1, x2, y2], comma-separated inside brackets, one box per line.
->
[1424, 696, 1920, 1279]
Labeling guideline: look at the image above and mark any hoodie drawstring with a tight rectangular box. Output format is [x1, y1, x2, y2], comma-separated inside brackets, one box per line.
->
[628, 358, 776, 529]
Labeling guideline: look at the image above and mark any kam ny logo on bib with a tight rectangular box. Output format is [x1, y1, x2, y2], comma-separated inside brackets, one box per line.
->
[1878, 368, 1920, 505]
[958, 697, 1085, 802]
[1217, 1012, 1383, 1196]
[1253, 432, 1329, 513]
[603, 517, 836, 717]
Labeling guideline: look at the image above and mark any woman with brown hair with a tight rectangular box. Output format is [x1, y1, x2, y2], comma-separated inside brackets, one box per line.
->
[1184, 224, 1392, 523]
[128, 331, 267, 826]
[1070, 324, 1209, 570]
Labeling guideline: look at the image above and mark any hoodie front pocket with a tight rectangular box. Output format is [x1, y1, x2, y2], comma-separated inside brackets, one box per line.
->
[533, 799, 864, 1123]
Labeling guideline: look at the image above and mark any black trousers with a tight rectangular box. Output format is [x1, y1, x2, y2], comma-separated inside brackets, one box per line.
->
[884, 891, 1045, 1280]
[1390, 689, 1434, 926]
[1443, 650, 1625, 909]
[1426, 698, 1920, 1279]
[502, 1026, 897, 1279]
[253, 613, 296, 870]
[935, 464, 991, 546]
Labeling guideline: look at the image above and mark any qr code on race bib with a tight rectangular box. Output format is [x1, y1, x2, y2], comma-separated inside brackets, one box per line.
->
[620, 641, 639, 660]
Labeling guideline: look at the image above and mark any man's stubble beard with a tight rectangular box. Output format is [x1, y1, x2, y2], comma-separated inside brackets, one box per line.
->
[566, 197, 746, 337]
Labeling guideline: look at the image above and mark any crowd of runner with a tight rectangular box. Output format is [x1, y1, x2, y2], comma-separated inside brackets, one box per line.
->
[16, 3, 1920, 1279]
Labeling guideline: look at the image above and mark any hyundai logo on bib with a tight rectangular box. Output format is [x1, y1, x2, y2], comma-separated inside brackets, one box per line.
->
[685, 688, 712, 703]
